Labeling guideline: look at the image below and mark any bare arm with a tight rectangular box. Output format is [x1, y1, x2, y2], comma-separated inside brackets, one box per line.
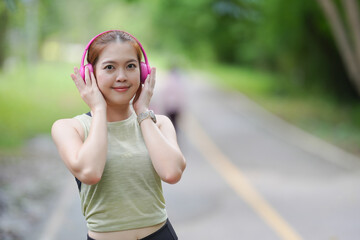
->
[51, 109, 107, 185]
[140, 115, 186, 184]
[52, 67, 108, 185]
[133, 68, 186, 184]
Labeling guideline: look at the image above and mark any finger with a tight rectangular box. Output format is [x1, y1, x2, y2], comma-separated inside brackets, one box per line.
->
[150, 67, 156, 88]
[146, 67, 156, 89]
[84, 66, 92, 86]
[90, 72, 98, 89]
[143, 74, 150, 86]
[72, 68, 85, 90]
[74, 67, 83, 81]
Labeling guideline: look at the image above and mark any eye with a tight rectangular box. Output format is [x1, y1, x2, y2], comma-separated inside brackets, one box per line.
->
[104, 65, 114, 70]
[127, 63, 137, 69]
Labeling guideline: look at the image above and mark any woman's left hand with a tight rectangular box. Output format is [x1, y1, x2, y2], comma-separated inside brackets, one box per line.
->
[133, 67, 156, 115]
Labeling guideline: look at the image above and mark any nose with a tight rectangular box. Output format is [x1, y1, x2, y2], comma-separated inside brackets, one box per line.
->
[115, 69, 127, 82]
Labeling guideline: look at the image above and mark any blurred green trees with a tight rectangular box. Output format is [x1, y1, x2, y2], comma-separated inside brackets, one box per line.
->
[1, 0, 360, 152]
[149, 0, 360, 100]
[1, 0, 360, 100]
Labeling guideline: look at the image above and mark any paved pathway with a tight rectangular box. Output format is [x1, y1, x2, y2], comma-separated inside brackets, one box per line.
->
[34, 71, 360, 240]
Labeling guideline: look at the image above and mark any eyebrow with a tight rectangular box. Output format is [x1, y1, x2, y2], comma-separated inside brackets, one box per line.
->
[101, 59, 138, 65]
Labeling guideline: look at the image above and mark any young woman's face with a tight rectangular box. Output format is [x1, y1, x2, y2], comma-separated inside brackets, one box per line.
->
[95, 42, 141, 106]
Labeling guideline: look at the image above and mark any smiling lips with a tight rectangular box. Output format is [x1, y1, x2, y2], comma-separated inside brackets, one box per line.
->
[112, 86, 130, 92]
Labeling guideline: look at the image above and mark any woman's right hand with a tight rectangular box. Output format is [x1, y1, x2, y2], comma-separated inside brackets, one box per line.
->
[71, 67, 107, 112]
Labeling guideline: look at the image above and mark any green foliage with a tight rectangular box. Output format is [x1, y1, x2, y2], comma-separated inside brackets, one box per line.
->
[1, 0, 360, 152]
[148, 0, 258, 63]
[0, 62, 87, 151]
[249, 0, 358, 100]
[2, 0, 360, 100]
[145, 0, 359, 100]
[1, 0, 356, 99]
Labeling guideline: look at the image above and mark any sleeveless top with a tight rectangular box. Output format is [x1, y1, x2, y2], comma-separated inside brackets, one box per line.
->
[74, 112, 167, 232]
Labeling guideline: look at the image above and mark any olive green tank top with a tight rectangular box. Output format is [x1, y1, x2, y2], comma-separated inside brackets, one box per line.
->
[74, 112, 167, 232]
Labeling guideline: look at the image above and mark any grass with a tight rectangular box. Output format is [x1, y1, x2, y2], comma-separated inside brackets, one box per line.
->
[0, 61, 88, 153]
[206, 63, 360, 156]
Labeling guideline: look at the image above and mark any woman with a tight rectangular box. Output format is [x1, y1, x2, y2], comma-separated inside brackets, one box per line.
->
[51, 30, 186, 240]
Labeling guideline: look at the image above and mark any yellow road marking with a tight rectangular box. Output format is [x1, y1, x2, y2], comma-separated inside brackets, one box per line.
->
[183, 114, 303, 240]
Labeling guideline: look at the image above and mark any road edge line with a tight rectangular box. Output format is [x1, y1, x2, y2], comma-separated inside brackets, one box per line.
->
[183, 113, 303, 240]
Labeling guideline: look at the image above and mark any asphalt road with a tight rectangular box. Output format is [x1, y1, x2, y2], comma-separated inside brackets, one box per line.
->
[33, 71, 360, 240]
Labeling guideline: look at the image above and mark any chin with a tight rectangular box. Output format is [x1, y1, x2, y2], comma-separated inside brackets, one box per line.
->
[108, 97, 135, 106]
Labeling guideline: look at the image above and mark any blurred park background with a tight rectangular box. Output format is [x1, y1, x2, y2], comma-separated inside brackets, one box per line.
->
[1, 0, 360, 155]
[1, 0, 360, 239]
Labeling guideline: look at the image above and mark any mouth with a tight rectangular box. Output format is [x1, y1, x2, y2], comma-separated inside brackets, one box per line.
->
[112, 86, 130, 92]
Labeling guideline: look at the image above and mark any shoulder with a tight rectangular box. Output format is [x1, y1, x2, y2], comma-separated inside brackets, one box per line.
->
[52, 118, 82, 131]
[156, 114, 172, 127]
[155, 114, 179, 146]
[51, 118, 85, 141]
[156, 114, 176, 133]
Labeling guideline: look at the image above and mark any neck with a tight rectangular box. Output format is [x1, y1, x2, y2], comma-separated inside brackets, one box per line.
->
[105, 103, 133, 122]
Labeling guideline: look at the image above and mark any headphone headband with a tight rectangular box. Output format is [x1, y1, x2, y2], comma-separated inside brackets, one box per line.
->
[80, 30, 150, 72]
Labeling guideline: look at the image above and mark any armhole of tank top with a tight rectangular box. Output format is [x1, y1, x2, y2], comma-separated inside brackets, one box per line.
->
[75, 177, 82, 192]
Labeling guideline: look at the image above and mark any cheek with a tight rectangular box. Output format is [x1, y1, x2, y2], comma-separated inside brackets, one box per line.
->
[131, 82, 141, 96]
[94, 73, 110, 92]
[135, 79, 141, 88]
[129, 70, 140, 85]
[96, 71, 111, 82]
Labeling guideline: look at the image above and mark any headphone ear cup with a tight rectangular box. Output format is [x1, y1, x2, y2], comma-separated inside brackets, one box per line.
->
[140, 62, 150, 84]
[80, 64, 94, 82]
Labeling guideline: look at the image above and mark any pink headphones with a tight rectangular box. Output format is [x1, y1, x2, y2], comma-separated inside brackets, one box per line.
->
[80, 30, 151, 84]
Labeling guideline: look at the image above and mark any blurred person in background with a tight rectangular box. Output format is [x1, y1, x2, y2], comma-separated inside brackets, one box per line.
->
[161, 66, 186, 132]
[51, 30, 186, 240]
